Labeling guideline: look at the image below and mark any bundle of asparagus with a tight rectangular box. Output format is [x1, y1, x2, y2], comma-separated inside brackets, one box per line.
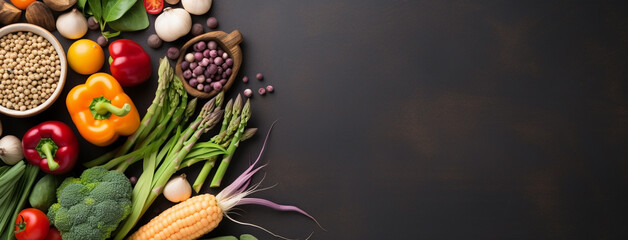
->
[82, 58, 256, 239]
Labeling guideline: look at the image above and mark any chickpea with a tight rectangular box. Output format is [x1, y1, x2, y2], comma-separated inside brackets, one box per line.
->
[0, 31, 59, 111]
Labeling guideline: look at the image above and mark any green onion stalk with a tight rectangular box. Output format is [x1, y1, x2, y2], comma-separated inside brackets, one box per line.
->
[0, 161, 38, 239]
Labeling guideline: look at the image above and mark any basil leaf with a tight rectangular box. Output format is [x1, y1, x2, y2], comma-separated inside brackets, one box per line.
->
[78, 0, 87, 11]
[108, 0, 149, 32]
[87, 0, 102, 21]
[102, 0, 137, 23]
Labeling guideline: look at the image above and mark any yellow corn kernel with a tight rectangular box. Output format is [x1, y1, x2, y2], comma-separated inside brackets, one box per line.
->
[129, 194, 223, 240]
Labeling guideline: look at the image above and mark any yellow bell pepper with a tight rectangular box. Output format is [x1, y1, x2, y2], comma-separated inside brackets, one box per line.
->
[66, 73, 140, 146]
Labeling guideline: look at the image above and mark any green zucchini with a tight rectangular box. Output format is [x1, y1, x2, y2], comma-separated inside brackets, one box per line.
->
[28, 174, 59, 212]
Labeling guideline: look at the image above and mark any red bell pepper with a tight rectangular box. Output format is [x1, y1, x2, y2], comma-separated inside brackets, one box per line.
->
[108, 39, 152, 87]
[22, 121, 79, 174]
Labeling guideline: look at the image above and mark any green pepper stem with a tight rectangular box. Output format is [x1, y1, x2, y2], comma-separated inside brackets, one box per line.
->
[95, 102, 131, 117]
[40, 141, 60, 171]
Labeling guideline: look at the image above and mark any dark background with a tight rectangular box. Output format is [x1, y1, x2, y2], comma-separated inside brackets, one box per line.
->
[2, 0, 628, 239]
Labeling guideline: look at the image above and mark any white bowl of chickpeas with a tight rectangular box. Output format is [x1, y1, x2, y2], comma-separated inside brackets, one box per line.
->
[0, 23, 67, 118]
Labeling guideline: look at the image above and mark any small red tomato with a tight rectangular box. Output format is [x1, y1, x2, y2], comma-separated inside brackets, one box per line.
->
[143, 0, 164, 14]
[14, 208, 50, 240]
[44, 227, 62, 240]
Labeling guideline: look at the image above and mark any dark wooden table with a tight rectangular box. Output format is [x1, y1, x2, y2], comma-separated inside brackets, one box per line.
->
[2, 0, 628, 239]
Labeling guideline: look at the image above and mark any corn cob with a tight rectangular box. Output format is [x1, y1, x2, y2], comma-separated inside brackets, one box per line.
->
[128, 194, 222, 240]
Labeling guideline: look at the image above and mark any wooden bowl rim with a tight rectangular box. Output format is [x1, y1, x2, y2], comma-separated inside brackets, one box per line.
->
[0, 23, 68, 118]
[175, 30, 242, 99]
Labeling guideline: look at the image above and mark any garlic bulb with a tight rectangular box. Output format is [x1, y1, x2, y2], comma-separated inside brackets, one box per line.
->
[56, 8, 88, 39]
[163, 174, 192, 203]
[0, 135, 24, 165]
[155, 8, 192, 42]
[182, 0, 212, 15]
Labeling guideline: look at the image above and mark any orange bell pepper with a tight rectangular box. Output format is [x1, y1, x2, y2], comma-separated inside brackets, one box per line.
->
[66, 73, 140, 146]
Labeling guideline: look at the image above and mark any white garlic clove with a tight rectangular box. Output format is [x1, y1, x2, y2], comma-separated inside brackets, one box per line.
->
[56, 9, 88, 40]
[0, 135, 24, 165]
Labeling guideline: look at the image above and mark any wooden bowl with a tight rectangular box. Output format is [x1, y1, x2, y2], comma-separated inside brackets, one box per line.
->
[176, 30, 243, 98]
[0, 23, 68, 118]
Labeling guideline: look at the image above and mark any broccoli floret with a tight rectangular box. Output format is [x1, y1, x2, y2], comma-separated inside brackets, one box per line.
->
[56, 178, 81, 199]
[91, 201, 128, 233]
[79, 166, 108, 183]
[47, 203, 60, 220]
[91, 182, 131, 202]
[59, 183, 86, 208]
[47, 167, 133, 240]
[62, 223, 102, 240]
[51, 205, 71, 232]
[68, 203, 92, 223]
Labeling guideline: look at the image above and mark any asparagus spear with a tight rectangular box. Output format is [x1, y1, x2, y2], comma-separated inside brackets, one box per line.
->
[211, 99, 252, 187]
[134, 87, 187, 151]
[219, 99, 234, 132]
[131, 58, 174, 145]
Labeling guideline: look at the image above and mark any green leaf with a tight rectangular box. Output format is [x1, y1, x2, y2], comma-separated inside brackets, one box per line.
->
[108, 0, 149, 32]
[239, 234, 258, 240]
[87, 0, 102, 21]
[78, 0, 87, 11]
[103, 0, 137, 23]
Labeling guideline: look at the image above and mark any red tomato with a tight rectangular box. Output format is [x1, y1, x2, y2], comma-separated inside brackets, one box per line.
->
[143, 0, 164, 15]
[14, 208, 50, 240]
[44, 228, 62, 240]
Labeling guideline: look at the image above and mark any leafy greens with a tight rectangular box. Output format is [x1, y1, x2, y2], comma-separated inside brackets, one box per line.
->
[79, 0, 149, 39]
